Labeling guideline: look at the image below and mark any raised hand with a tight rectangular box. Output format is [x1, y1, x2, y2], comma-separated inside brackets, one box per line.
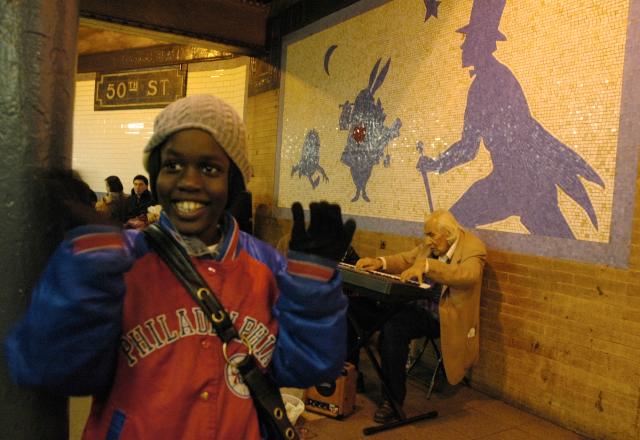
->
[289, 201, 356, 261]
[416, 155, 438, 173]
[41, 169, 118, 230]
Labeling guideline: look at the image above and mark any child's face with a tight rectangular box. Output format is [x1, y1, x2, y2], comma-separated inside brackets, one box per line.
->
[156, 128, 230, 245]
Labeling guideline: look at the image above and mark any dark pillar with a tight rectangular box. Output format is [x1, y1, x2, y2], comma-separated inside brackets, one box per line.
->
[0, 0, 79, 437]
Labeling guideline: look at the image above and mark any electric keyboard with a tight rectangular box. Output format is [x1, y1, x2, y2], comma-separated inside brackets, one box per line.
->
[337, 263, 438, 302]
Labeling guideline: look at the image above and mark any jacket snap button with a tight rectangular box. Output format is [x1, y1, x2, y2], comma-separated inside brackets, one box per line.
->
[200, 391, 210, 400]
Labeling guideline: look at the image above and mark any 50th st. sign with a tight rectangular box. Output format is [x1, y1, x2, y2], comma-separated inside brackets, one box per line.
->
[94, 67, 187, 110]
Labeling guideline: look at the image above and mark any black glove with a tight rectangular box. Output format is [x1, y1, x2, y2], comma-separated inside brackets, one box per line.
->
[289, 201, 356, 261]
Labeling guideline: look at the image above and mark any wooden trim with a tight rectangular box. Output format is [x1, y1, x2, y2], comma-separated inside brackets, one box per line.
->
[78, 43, 234, 73]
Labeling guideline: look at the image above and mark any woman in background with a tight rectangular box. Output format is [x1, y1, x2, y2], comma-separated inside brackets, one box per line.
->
[96, 175, 130, 224]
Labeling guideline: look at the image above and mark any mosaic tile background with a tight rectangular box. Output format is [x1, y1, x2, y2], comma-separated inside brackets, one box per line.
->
[277, 0, 629, 244]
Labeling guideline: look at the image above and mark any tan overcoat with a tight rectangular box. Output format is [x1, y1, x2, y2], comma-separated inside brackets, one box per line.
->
[383, 228, 486, 385]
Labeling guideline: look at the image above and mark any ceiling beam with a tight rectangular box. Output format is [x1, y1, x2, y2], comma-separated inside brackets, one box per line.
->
[79, 0, 270, 55]
[77, 43, 235, 73]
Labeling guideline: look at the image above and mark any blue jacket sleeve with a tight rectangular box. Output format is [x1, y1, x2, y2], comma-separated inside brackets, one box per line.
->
[241, 234, 347, 387]
[238, 234, 348, 387]
[271, 251, 348, 387]
[3, 225, 140, 396]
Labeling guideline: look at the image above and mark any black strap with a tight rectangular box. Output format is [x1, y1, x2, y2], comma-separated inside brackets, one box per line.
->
[143, 225, 238, 343]
[143, 224, 298, 440]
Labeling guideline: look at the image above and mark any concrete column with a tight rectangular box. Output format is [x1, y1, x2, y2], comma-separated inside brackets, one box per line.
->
[0, 0, 79, 437]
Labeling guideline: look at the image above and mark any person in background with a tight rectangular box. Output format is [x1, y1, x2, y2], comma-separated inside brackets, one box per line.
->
[5, 94, 356, 439]
[354, 209, 486, 423]
[96, 175, 130, 224]
[127, 174, 153, 220]
[123, 174, 153, 229]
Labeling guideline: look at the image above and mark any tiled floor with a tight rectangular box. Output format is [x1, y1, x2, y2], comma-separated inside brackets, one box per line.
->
[291, 359, 591, 440]
[69, 358, 591, 439]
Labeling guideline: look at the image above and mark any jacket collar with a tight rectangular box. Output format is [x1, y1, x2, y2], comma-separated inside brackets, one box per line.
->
[451, 228, 466, 264]
[158, 211, 240, 262]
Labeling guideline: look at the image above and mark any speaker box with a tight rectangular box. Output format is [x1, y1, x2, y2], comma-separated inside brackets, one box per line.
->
[303, 362, 357, 419]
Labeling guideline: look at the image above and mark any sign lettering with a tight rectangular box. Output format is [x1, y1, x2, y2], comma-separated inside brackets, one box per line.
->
[94, 67, 187, 110]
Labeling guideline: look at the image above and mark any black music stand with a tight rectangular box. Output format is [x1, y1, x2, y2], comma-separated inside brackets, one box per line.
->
[345, 286, 438, 436]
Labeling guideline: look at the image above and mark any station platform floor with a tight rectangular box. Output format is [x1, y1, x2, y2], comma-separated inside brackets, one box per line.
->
[293, 357, 590, 440]
[69, 356, 590, 439]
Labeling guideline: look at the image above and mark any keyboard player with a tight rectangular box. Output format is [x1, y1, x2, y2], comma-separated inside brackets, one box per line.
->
[351, 209, 486, 424]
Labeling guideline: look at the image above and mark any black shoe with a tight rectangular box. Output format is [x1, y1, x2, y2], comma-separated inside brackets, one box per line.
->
[356, 372, 365, 393]
[373, 401, 399, 424]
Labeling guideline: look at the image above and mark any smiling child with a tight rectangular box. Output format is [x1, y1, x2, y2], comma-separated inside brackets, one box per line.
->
[5, 94, 355, 439]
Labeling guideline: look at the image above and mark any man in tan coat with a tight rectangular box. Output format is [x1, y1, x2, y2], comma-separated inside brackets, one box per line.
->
[355, 210, 486, 423]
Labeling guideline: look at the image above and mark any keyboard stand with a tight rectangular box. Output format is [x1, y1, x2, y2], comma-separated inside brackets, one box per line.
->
[346, 302, 438, 436]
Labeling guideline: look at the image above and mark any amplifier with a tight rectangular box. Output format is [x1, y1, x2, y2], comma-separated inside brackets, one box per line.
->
[303, 362, 357, 419]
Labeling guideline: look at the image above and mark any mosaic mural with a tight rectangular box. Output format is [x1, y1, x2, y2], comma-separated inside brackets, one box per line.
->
[276, 0, 637, 265]
[339, 58, 402, 202]
[291, 129, 328, 189]
[416, 0, 605, 240]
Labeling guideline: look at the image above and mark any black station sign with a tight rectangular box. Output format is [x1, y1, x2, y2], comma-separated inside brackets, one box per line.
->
[94, 67, 187, 110]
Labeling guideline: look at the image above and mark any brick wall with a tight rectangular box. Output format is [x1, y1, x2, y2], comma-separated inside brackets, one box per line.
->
[245, 88, 640, 440]
[245, 89, 288, 246]
[246, 89, 279, 209]
[474, 194, 640, 439]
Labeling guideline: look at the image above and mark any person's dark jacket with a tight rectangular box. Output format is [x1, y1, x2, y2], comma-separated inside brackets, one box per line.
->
[127, 189, 153, 219]
[96, 193, 130, 224]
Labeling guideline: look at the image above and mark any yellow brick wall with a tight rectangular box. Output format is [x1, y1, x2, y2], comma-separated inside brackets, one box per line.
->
[245, 88, 640, 440]
[246, 89, 279, 209]
[245, 89, 289, 246]
[474, 198, 640, 440]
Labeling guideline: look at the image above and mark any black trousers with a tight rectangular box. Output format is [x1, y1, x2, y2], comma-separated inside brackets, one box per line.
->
[379, 305, 440, 404]
[346, 296, 390, 368]
[347, 298, 440, 405]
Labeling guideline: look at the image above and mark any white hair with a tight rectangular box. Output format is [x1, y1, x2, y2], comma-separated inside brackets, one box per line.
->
[425, 210, 461, 245]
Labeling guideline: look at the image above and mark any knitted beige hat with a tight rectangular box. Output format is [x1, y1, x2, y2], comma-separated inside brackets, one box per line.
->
[143, 94, 251, 184]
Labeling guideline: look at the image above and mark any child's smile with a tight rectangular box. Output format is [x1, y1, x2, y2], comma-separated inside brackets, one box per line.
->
[156, 129, 230, 245]
[174, 200, 207, 217]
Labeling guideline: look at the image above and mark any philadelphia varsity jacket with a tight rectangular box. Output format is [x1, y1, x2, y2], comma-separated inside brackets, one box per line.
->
[5, 212, 347, 439]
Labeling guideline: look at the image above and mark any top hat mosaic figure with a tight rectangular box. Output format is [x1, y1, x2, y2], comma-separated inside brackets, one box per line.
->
[416, 0, 604, 239]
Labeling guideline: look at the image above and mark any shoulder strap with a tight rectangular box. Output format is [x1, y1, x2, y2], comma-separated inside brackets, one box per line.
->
[143, 224, 238, 342]
[143, 224, 298, 440]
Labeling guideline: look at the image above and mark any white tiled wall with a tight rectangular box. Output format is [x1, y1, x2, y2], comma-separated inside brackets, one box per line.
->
[72, 59, 248, 192]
